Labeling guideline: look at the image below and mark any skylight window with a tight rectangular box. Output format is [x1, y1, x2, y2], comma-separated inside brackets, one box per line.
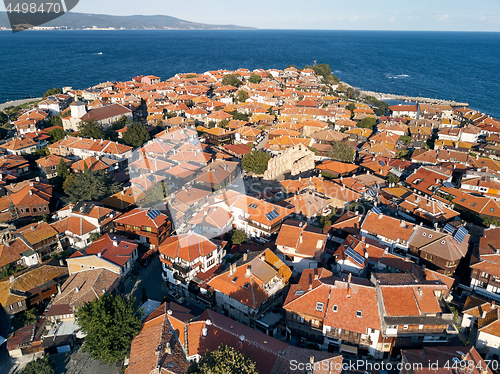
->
[249, 203, 258, 209]
[356, 310, 362, 318]
[232, 277, 238, 283]
[315, 302, 324, 312]
[295, 290, 304, 296]
[332, 305, 338, 312]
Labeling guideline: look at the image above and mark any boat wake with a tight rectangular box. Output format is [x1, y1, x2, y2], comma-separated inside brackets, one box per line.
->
[386, 73, 410, 79]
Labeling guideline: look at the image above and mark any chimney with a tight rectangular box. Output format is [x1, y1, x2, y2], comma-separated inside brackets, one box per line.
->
[492, 300, 496, 308]
[165, 342, 171, 354]
[308, 281, 313, 291]
[243, 252, 247, 261]
[9, 275, 14, 283]
[75, 286, 79, 293]
[348, 273, 352, 284]
[29, 190, 33, 196]
[361, 236, 365, 242]
[246, 265, 251, 277]
[202, 327, 208, 337]
[230, 264, 235, 276]
[365, 251, 369, 259]
[299, 234, 303, 244]
[347, 287, 351, 298]
[309, 356, 315, 367]
[481, 310, 487, 319]
[31, 226, 35, 231]
[314, 272, 319, 280]
[97, 252, 102, 258]
[400, 220, 405, 227]
[113, 240, 118, 247]
[57, 283, 62, 295]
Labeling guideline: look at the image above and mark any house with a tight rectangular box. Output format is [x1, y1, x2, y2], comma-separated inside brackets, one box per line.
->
[405, 166, 453, 196]
[0, 154, 30, 182]
[360, 210, 415, 254]
[66, 233, 138, 277]
[62, 102, 133, 132]
[283, 268, 382, 357]
[333, 235, 387, 276]
[0, 238, 37, 273]
[0, 263, 68, 315]
[126, 303, 342, 374]
[70, 156, 125, 175]
[48, 136, 133, 160]
[6, 180, 52, 219]
[214, 191, 292, 239]
[45, 268, 121, 322]
[275, 220, 327, 274]
[284, 192, 332, 221]
[14, 221, 60, 260]
[389, 104, 418, 119]
[461, 299, 500, 359]
[407, 225, 469, 276]
[372, 273, 457, 356]
[400, 346, 492, 374]
[188, 206, 233, 239]
[37, 94, 72, 114]
[207, 249, 291, 329]
[159, 233, 226, 296]
[470, 228, 500, 301]
[36, 155, 72, 179]
[1, 137, 38, 155]
[114, 208, 171, 248]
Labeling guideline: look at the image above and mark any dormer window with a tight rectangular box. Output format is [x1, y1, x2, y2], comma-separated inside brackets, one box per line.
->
[428, 234, 432, 238]
[315, 302, 324, 312]
[332, 305, 338, 312]
[356, 310, 362, 318]
[422, 233, 426, 236]
[295, 290, 304, 296]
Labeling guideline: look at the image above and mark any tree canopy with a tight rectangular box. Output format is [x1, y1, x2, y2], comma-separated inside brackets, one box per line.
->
[222, 74, 242, 88]
[63, 169, 121, 204]
[48, 127, 66, 143]
[42, 88, 62, 99]
[387, 173, 400, 184]
[237, 90, 249, 103]
[241, 150, 271, 175]
[231, 230, 247, 245]
[56, 157, 69, 180]
[357, 117, 376, 129]
[78, 120, 106, 139]
[122, 122, 150, 147]
[76, 293, 143, 364]
[187, 345, 259, 374]
[327, 140, 355, 163]
[20, 355, 54, 374]
[248, 74, 262, 84]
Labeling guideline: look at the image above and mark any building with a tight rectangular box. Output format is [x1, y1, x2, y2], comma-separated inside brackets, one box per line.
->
[0, 263, 68, 315]
[114, 208, 171, 248]
[48, 136, 133, 160]
[159, 233, 226, 296]
[6, 181, 52, 219]
[36, 155, 72, 179]
[126, 303, 342, 374]
[470, 228, 500, 301]
[2, 137, 38, 155]
[207, 249, 292, 329]
[62, 102, 133, 132]
[66, 234, 138, 277]
[275, 220, 327, 275]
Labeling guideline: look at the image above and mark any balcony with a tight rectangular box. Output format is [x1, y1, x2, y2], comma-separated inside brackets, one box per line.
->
[173, 262, 192, 274]
[325, 329, 371, 346]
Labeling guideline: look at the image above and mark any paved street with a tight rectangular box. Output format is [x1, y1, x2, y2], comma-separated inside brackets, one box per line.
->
[124, 254, 170, 303]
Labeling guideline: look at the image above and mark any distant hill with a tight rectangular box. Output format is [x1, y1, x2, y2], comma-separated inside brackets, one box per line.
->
[0, 12, 257, 30]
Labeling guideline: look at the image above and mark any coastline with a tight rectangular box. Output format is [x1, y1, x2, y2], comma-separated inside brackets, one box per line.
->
[0, 97, 42, 111]
[359, 89, 469, 108]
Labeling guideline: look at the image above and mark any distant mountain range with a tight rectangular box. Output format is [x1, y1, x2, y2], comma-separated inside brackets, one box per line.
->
[0, 12, 257, 30]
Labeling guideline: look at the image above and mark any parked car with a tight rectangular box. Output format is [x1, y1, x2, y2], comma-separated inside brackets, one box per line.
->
[168, 291, 185, 304]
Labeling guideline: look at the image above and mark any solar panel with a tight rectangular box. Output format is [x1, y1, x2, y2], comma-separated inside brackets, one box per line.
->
[454, 226, 468, 244]
[443, 181, 454, 188]
[345, 247, 365, 265]
[443, 224, 455, 235]
[368, 189, 376, 197]
[372, 207, 381, 215]
[146, 208, 162, 220]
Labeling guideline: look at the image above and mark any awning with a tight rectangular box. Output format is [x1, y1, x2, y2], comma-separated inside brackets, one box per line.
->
[340, 343, 358, 354]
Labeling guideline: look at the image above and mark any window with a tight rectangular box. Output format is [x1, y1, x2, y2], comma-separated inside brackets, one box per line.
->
[403, 325, 409, 330]
[332, 305, 338, 312]
[43, 206, 47, 211]
[38, 207, 42, 212]
[25, 208, 29, 213]
[446, 261, 455, 267]
[143, 226, 152, 232]
[315, 302, 324, 312]
[133, 226, 140, 230]
[356, 310, 362, 318]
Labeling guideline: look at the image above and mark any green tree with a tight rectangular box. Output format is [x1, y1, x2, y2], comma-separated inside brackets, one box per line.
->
[122, 122, 150, 147]
[34, 148, 50, 158]
[56, 157, 69, 180]
[357, 117, 376, 129]
[248, 74, 262, 84]
[63, 169, 121, 204]
[346, 103, 356, 116]
[48, 127, 65, 143]
[23, 308, 37, 326]
[347, 87, 360, 100]
[231, 230, 247, 245]
[78, 120, 105, 139]
[237, 90, 249, 103]
[76, 293, 143, 364]
[47, 115, 62, 128]
[111, 115, 131, 130]
[241, 150, 271, 175]
[399, 135, 411, 145]
[396, 149, 410, 159]
[20, 355, 54, 374]
[228, 110, 249, 121]
[387, 173, 400, 184]
[89, 232, 101, 242]
[0, 111, 7, 124]
[42, 88, 62, 99]
[222, 74, 242, 88]
[327, 140, 355, 163]
[187, 345, 258, 374]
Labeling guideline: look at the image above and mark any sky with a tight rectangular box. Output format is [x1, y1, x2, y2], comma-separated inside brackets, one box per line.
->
[2, 0, 499, 31]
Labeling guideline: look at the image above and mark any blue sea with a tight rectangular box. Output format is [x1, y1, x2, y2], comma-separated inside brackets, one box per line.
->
[0, 30, 499, 118]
